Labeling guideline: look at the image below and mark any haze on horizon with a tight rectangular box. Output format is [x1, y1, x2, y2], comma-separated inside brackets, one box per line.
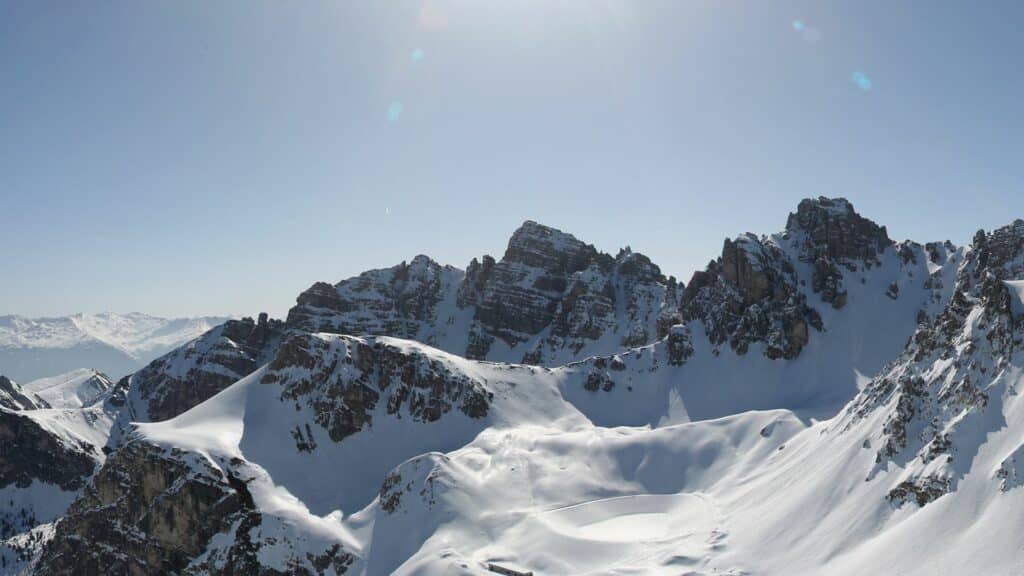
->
[2, 1, 1022, 319]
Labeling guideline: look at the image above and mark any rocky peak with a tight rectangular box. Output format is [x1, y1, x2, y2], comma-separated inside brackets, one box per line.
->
[718, 233, 782, 302]
[288, 221, 678, 366]
[502, 220, 609, 274]
[783, 197, 894, 309]
[681, 233, 819, 359]
[287, 256, 460, 339]
[466, 223, 673, 362]
[786, 196, 892, 264]
[615, 247, 665, 283]
[972, 219, 1024, 277]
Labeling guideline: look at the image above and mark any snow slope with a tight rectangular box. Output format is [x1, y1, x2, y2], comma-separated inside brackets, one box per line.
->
[23, 369, 112, 409]
[125, 329, 1024, 575]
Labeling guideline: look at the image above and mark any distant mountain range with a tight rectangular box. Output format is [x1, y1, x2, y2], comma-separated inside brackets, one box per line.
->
[0, 313, 231, 382]
[3, 198, 1024, 575]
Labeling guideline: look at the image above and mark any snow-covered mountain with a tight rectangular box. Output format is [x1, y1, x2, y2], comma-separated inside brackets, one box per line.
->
[0, 313, 231, 382]
[6, 198, 1024, 575]
[0, 376, 124, 572]
[22, 369, 113, 410]
[287, 220, 681, 367]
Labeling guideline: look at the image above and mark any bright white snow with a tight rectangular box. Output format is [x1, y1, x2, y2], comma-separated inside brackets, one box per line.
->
[23, 368, 112, 409]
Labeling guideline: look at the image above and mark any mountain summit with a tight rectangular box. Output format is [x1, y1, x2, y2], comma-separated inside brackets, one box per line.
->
[288, 219, 678, 367]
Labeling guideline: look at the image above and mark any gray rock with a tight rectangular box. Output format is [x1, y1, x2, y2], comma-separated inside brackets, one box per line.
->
[128, 315, 285, 422]
[681, 233, 820, 360]
[263, 333, 493, 443]
[0, 411, 97, 491]
[287, 221, 679, 366]
[36, 442, 353, 576]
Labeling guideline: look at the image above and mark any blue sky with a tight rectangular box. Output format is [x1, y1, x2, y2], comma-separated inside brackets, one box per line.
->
[2, 1, 1022, 318]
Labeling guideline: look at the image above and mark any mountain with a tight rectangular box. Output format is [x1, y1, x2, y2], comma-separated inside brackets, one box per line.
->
[122, 314, 285, 423]
[287, 221, 681, 367]
[0, 377, 124, 572]
[119, 198, 953, 432]
[0, 313, 231, 383]
[7, 198, 1024, 575]
[22, 369, 113, 410]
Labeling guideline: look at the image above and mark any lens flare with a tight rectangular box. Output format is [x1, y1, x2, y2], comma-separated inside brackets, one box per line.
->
[411, 49, 424, 62]
[851, 71, 872, 92]
[792, 19, 820, 44]
[387, 101, 403, 122]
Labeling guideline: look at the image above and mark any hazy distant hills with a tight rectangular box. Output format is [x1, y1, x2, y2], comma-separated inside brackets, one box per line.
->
[0, 312, 230, 382]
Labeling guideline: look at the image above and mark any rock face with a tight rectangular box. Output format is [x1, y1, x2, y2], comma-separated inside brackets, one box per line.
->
[678, 197, 918, 359]
[851, 219, 1024, 507]
[288, 221, 680, 367]
[126, 314, 285, 422]
[0, 378, 125, 573]
[681, 233, 822, 359]
[34, 443, 242, 576]
[35, 441, 353, 576]
[262, 333, 492, 444]
[0, 377, 48, 411]
[287, 255, 463, 342]
[0, 411, 97, 492]
[787, 197, 893, 308]
[787, 197, 892, 263]
[35, 439, 355, 576]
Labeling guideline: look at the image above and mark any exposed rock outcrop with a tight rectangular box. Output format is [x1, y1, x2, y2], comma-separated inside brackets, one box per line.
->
[287, 221, 679, 366]
[0, 411, 97, 491]
[127, 314, 285, 422]
[36, 443, 247, 576]
[37, 439, 356, 576]
[852, 219, 1024, 508]
[786, 197, 894, 309]
[287, 255, 461, 341]
[262, 333, 492, 443]
[681, 233, 821, 359]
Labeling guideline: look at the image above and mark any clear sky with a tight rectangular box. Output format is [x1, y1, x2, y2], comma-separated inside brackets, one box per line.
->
[2, 1, 1022, 319]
